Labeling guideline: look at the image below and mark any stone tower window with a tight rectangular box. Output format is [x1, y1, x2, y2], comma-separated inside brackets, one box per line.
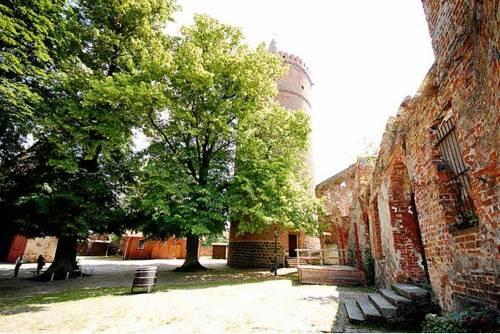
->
[435, 118, 477, 228]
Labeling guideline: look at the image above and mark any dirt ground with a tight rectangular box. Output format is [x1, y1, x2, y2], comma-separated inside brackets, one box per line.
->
[0, 257, 380, 333]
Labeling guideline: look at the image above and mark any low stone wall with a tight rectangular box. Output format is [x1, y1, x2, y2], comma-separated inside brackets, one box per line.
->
[228, 241, 283, 268]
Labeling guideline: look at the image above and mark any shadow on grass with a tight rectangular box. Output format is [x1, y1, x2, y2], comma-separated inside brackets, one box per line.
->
[0, 270, 299, 316]
[1, 304, 49, 316]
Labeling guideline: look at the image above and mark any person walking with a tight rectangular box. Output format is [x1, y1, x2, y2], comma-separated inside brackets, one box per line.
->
[36, 255, 46, 276]
[13, 255, 23, 278]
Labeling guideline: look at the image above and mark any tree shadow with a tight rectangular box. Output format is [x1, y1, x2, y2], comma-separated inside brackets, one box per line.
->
[302, 295, 340, 305]
[0, 304, 48, 316]
[0, 269, 299, 316]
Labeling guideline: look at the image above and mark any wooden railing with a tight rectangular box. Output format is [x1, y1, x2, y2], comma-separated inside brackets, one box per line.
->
[295, 248, 347, 267]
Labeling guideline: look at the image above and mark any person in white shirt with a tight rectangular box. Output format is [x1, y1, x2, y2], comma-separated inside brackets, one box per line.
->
[14, 255, 23, 278]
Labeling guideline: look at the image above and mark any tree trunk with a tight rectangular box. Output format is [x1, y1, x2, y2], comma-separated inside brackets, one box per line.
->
[174, 234, 207, 272]
[35, 236, 80, 281]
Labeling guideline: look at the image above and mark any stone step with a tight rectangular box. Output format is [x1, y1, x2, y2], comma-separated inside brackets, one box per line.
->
[380, 288, 412, 307]
[356, 297, 383, 322]
[368, 293, 398, 319]
[391, 283, 429, 300]
[344, 299, 365, 324]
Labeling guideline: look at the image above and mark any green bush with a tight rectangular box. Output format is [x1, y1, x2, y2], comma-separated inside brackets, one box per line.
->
[422, 307, 500, 333]
[362, 248, 375, 284]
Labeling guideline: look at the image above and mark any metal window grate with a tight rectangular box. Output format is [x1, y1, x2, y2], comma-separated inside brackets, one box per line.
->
[436, 119, 475, 217]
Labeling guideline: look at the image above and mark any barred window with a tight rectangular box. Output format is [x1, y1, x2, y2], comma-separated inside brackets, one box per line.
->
[435, 118, 476, 226]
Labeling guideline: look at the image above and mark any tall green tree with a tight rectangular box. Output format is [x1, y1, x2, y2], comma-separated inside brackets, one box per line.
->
[229, 105, 320, 236]
[132, 15, 319, 271]
[0, 0, 70, 259]
[0, 0, 68, 164]
[3, 0, 176, 280]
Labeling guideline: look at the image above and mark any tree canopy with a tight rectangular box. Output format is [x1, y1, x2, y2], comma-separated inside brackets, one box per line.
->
[0, 0, 177, 279]
[0, 0, 67, 164]
[1, 2, 321, 275]
[130, 15, 320, 270]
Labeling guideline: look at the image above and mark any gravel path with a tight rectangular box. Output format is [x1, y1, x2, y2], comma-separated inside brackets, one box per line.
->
[0, 257, 382, 333]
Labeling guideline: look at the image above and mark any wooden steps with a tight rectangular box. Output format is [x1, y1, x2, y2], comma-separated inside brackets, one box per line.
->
[344, 283, 434, 328]
[287, 258, 298, 268]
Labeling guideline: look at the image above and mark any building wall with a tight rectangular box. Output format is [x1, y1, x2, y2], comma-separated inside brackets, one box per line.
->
[365, 0, 499, 311]
[6, 235, 57, 263]
[122, 236, 186, 260]
[23, 237, 57, 263]
[228, 224, 312, 267]
[199, 245, 212, 257]
[6, 235, 28, 263]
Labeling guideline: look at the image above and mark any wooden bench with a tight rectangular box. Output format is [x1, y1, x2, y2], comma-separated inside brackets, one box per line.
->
[131, 266, 157, 294]
[31, 270, 47, 278]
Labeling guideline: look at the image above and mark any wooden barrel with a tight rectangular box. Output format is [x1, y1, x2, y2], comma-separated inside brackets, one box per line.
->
[131, 266, 157, 293]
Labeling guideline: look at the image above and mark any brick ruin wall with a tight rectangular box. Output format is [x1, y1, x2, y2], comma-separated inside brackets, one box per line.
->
[347, 161, 374, 270]
[316, 160, 374, 272]
[316, 165, 356, 252]
[368, 0, 498, 311]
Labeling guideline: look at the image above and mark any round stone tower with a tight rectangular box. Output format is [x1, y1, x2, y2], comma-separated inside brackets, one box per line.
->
[270, 39, 314, 186]
[270, 39, 312, 115]
[227, 40, 319, 268]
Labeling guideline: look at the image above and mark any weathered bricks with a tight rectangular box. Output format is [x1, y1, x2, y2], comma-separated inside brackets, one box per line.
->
[367, 0, 498, 312]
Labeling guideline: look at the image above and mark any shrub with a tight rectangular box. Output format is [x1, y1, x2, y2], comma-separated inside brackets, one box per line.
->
[362, 248, 375, 284]
[422, 307, 500, 333]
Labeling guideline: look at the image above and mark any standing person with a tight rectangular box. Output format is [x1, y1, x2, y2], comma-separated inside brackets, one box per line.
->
[36, 255, 46, 276]
[13, 255, 23, 278]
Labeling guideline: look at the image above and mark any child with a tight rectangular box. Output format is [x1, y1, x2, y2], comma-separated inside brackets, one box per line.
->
[36, 255, 46, 276]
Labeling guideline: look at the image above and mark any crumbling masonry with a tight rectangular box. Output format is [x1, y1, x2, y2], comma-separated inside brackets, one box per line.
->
[317, 0, 498, 312]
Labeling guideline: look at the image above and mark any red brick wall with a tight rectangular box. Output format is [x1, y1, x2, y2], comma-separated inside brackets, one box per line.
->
[368, 0, 498, 311]
[316, 160, 374, 270]
[6, 235, 57, 263]
[122, 237, 186, 260]
[6, 235, 27, 263]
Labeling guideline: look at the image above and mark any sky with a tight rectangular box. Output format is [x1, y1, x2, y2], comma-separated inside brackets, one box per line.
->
[167, 0, 436, 184]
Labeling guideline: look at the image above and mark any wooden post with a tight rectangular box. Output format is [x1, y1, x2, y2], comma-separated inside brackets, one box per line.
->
[320, 249, 324, 266]
[297, 249, 300, 267]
